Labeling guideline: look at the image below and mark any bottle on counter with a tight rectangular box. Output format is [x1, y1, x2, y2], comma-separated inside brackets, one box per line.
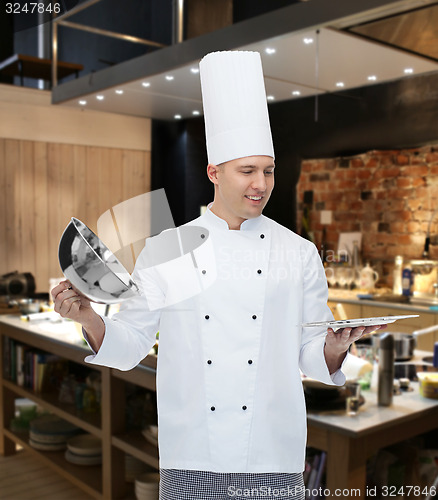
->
[351, 240, 361, 288]
[401, 264, 413, 297]
[393, 255, 403, 295]
[433, 342, 438, 368]
[378, 333, 395, 407]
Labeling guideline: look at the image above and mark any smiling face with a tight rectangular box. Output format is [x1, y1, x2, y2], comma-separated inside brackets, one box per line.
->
[207, 155, 275, 230]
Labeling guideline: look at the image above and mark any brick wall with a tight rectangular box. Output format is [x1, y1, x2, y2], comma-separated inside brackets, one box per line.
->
[297, 144, 438, 284]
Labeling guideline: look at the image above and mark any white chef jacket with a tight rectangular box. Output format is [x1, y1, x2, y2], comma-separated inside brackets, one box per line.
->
[84, 207, 345, 473]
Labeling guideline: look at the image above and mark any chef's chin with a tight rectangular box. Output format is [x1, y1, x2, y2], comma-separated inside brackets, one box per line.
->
[242, 206, 265, 219]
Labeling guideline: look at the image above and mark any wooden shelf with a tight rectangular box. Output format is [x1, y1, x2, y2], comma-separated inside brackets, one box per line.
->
[4, 428, 102, 499]
[111, 358, 156, 391]
[3, 379, 102, 437]
[0, 316, 158, 499]
[0, 53, 83, 87]
[1, 318, 98, 368]
[112, 431, 159, 469]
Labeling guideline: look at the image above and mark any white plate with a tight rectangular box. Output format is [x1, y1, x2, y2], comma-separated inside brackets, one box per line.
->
[302, 314, 419, 329]
[67, 434, 101, 456]
[65, 449, 102, 466]
[29, 439, 66, 451]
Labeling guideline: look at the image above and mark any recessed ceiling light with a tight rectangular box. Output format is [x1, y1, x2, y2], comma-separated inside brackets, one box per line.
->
[404, 68, 414, 74]
[192, 110, 200, 116]
[115, 89, 124, 94]
[367, 75, 377, 81]
[336, 82, 345, 88]
[292, 90, 301, 96]
[96, 95, 104, 100]
[174, 114, 182, 120]
[303, 38, 313, 44]
[267, 95, 275, 101]
[166, 75, 175, 81]
[79, 100, 87, 106]
[142, 82, 151, 87]
[265, 48, 276, 55]
[191, 67, 199, 74]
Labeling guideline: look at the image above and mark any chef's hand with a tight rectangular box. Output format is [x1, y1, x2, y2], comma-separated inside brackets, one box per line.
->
[324, 324, 387, 374]
[51, 280, 93, 322]
[51, 280, 105, 352]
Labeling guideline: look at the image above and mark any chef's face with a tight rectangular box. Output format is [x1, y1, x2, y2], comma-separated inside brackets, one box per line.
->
[207, 155, 275, 230]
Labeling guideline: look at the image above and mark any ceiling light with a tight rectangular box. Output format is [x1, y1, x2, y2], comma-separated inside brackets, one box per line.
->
[174, 114, 182, 120]
[166, 75, 175, 81]
[292, 91, 301, 96]
[142, 82, 151, 87]
[303, 38, 313, 44]
[404, 68, 414, 74]
[192, 110, 200, 116]
[96, 95, 104, 100]
[191, 67, 199, 74]
[367, 75, 377, 81]
[336, 82, 345, 88]
[79, 100, 87, 105]
[265, 48, 276, 55]
[267, 95, 275, 101]
[115, 89, 124, 94]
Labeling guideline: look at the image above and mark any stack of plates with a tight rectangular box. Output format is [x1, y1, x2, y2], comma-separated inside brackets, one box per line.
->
[135, 473, 160, 500]
[141, 425, 158, 447]
[65, 434, 102, 466]
[125, 454, 149, 482]
[29, 415, 80, 451]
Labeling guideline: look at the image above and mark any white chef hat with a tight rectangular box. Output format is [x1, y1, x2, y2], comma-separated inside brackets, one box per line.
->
[199, 51, 274, 166]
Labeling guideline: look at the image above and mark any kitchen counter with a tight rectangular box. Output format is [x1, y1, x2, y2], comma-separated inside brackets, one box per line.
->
[307, 351, 438, 498]
[328, 291, 438, 350]
[0, 313, 86, 345]
[328, 289, 435, 313]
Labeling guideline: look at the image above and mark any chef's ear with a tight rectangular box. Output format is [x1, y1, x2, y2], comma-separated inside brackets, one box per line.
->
[207, 163, 222, 185]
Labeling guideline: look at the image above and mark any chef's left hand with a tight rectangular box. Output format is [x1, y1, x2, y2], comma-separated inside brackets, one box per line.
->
[327, 324, 386, 352]
[324, 324, 387, 374]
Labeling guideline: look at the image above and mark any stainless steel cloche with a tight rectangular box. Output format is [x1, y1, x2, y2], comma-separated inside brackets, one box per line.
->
[58, 217, 140, 304]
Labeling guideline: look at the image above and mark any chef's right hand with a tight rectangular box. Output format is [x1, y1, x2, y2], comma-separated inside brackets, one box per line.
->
[51, 280, 95, 325]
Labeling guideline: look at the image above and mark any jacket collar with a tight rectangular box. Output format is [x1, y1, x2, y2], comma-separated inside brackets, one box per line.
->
[203, 203, 266, 232]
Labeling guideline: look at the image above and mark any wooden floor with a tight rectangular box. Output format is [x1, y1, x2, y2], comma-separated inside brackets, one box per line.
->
[0, 448, 95, 499]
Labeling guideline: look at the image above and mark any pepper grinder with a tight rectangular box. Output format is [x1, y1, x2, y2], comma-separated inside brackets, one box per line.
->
[378, 333, 394, 406]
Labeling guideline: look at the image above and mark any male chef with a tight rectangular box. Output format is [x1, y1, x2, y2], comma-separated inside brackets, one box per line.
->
[52, 51, 382, 499]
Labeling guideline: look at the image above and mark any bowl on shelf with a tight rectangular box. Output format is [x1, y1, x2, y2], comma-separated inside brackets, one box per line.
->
[17, 298, 41, 315]
[135, 472, 160, 500]
[141, 425, 158, 446]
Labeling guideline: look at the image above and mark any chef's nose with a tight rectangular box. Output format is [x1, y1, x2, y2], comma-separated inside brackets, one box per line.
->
[251, 171, 267, 192]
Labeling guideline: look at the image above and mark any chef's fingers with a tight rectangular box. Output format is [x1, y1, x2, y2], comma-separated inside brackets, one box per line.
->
[51, 280, 72, 302]
[58, 295, 82, 318]
[349, 326, 367, 342]
[328, 326, 366, 347]
[331, 327, 352, 338]
[53, 288, 79, 313]
[363, 324, 387, 335]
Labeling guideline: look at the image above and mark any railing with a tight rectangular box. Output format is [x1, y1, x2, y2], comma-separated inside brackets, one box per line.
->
[51, 0, 185, 87]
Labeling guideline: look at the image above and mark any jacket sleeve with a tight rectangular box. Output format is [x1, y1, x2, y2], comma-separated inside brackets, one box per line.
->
[83, 243, 164, 372]
[298, 242, 347, 386]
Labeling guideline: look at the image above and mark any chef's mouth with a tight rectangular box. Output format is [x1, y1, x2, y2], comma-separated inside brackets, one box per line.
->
[245, 195, 264, 202]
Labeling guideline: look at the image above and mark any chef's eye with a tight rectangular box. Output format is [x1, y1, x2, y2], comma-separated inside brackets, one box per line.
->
[242, 171, 252, 174]
[264, 170, 274, 175]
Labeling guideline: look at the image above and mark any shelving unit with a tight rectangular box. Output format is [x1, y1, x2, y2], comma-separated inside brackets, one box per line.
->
[0, 315, 158, 500]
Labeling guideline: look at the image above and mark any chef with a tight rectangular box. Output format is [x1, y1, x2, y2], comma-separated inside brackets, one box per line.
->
[52, 51, 382, 499]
